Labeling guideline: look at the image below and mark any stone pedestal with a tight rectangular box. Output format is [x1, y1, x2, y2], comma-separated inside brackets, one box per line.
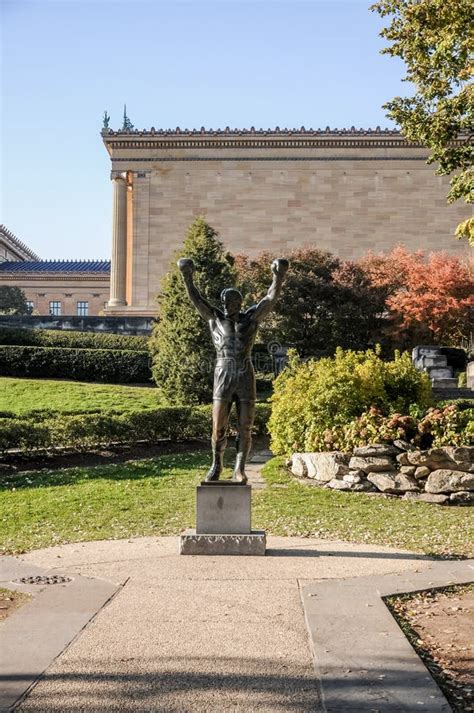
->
[180, 482, 266, 556]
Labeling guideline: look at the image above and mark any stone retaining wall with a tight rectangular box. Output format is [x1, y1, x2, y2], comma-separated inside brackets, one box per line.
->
[289, 444, 474, 505]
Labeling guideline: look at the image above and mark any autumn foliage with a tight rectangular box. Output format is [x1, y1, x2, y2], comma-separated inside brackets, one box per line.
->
[235, 245, 473, 355]
[361, 246, 473, 345]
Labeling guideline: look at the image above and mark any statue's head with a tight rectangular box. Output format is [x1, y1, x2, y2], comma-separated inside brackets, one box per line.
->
[221, 287, 243, 317]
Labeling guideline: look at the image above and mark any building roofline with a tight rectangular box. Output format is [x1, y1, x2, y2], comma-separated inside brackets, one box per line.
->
[0, 259, 110, 275]
[102, 125, 402, 137]
[0, 225, 40, 260]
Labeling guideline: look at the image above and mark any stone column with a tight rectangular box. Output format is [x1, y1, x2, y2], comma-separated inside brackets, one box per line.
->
[108, 172, 127, 307]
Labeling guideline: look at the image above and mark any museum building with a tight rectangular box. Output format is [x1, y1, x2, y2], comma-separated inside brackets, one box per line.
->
[102, 125, 472, 317]
[0, 225, 110, 316]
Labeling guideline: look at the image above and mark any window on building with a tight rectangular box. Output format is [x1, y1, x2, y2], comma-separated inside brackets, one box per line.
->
[77, 301, 89, 316]
[26, 301, 34, 313]
[49, 301, 61, 316]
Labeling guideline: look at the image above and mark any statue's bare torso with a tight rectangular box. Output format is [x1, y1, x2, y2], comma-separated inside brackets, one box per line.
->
[209, 308, 258, 361]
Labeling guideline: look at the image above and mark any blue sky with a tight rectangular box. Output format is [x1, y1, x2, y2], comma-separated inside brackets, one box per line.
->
[1, 0, 408, 260]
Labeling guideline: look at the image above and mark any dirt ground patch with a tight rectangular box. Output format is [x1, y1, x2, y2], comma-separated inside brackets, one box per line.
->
[387, 583, 474, 713]
[0, 587, 31, 621]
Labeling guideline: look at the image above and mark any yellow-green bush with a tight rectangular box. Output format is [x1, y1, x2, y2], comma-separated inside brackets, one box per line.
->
[269, 348, 432, 454]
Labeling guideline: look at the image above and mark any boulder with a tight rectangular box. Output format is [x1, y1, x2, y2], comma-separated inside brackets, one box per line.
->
[343, 471, 364, 484]
[414, 466, 431, 479]
[406, 448, 470, 472]
[425, 470, 474, 494]
[396, 452, 410, 466]
[349, 456, 395, 473]
[444, 446, 474, 470]
[290, 454, 307, 478]
[403, 492, 449, 505]
[367, 472, 419, 493]
[393, 439, 415, 452]
[400, 465, 416, 476]
[353, 444, 400, 458]
[297, 452, 350, 482]
[327, 479, 353, 491]
[449, 491, 474, 505]
[352, 481, 377, 492]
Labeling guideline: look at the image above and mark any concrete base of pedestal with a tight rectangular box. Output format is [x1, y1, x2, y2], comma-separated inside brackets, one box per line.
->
[180, 482, 265, 555]
[196, 483, 251, 534]
[179, 529, 266, 556]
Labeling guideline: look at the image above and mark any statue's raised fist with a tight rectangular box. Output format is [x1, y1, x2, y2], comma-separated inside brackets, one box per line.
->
[271, 258, 289, 277]
[178, 257, 195, 276]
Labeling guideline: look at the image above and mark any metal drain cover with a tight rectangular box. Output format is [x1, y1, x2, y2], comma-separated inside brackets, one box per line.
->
[14, 575, 72, 585]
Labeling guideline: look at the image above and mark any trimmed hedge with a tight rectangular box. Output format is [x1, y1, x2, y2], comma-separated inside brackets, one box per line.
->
[0, 403, 271, 454]
[0, 345, 151, 384]
[0, 327, 149, 351]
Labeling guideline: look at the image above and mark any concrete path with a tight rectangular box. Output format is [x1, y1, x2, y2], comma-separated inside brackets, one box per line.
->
[302, 560, 473, 712]
[3, 536, 458, 713]
[0, 558, 119, 712]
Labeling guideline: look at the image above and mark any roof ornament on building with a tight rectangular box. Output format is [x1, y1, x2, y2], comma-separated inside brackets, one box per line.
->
[103, 110, 110, 128]
[122, 104, 134, 131]
[0, 225, 40, 261]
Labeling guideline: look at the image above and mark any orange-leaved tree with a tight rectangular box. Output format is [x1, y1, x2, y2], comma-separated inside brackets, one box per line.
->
[361, 247, 473, 345]
[386, 251, 473, 344]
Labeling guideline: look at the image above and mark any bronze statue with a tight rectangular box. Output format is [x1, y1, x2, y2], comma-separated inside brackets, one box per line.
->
[179, 256, 289, 483]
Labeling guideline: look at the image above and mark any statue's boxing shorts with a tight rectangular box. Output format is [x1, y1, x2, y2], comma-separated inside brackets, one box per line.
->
[213, 357, 256, 403]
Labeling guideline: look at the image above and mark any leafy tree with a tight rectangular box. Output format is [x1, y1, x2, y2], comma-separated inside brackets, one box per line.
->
[360, 246, 473, 345]
[385, 251, 474, 344]
[371, 0, 474, 243]
[150, 217, 236, 404]
[0, 286, 32, 315]
[236, 248, 383, 357]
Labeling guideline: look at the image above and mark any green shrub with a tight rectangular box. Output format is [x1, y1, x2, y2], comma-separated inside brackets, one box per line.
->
[0, 403, 269, 454]
[0, 419, 51, 453]
[150, 217, 236, 404]
[0, 327, 149, 351]
[269, 348, 432, 454]
[0, 345, 151, 384]
[417, 404, 474, 448]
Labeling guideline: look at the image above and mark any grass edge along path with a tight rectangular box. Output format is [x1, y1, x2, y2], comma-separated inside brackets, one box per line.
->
[0, 454, 472, 557]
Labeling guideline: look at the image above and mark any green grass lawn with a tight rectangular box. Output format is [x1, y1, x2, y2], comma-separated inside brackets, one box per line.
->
[0, 377, 165, 416]
[1, 455, 472, 557]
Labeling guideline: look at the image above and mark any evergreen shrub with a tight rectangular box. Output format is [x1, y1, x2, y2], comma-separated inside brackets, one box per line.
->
[0, 327, 149, 351]
[269, 348, 433, 453]
[150, 217, 236, 404]
[0, 345, 151, 384]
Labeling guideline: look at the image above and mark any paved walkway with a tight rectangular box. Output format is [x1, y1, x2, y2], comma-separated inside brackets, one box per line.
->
[4, 536, 468, 713]
[1, 451, 472, 712]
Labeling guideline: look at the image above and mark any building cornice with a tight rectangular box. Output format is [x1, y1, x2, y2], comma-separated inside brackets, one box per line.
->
[101, 127, 428, 153]
[0, 274, 109, 283]
[0, 225, 40, 261]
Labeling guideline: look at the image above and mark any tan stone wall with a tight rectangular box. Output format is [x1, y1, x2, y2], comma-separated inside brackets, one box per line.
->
[132, 159, 471, 310]
[102, 131, 472, 314]
[0, 276, 109, 316]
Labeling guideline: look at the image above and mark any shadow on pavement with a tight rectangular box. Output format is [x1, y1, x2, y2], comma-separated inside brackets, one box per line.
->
[4, 658, 450, 712]
[266, 547, 441, 561]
